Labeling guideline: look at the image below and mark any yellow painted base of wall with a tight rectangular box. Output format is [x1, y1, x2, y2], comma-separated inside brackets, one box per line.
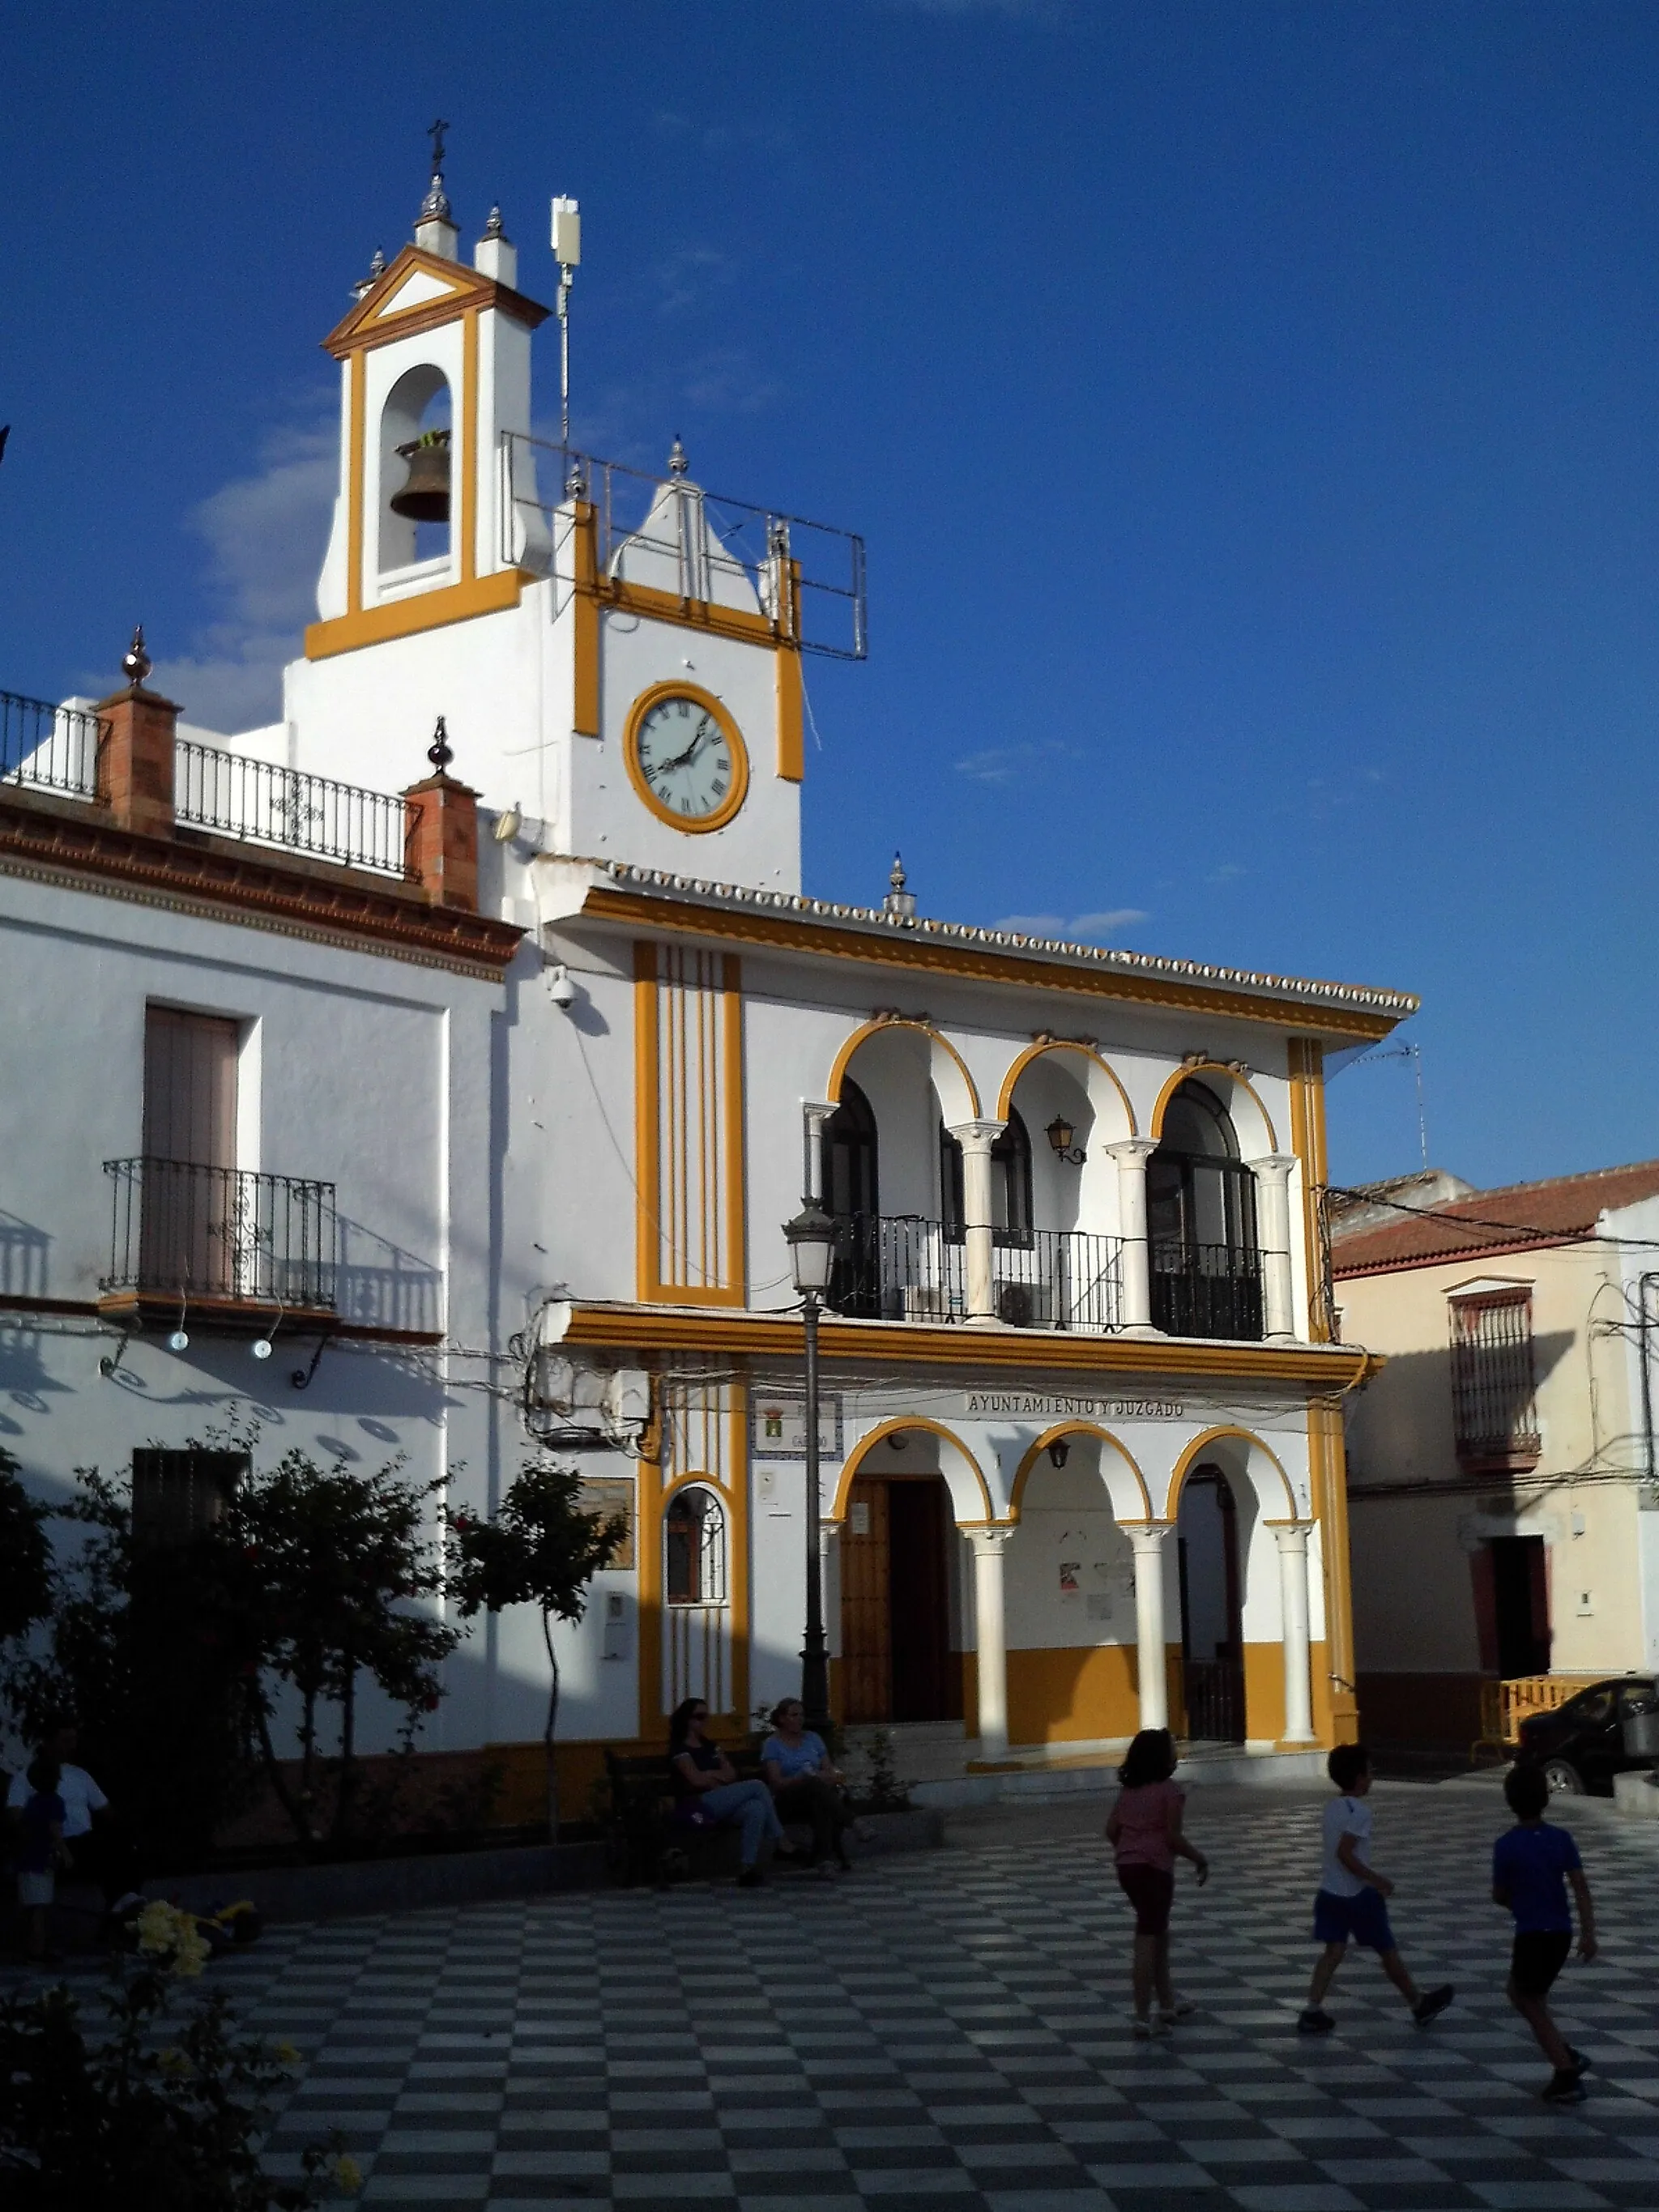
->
[1008, 1644, 1140, 1745]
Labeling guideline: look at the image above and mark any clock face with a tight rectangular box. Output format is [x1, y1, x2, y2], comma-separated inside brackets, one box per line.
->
[626, 688, 748, 832]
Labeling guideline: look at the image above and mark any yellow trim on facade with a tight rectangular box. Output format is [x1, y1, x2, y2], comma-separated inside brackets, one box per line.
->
[459, 309, 479, 584]
[622, 680, 751, 835]
[828, 1417, 995, 1523]
[1006, 1425, 1154, 1522]
[305, 568, 526, 660]
[588, 573, 784, 648]
[1162, 1425, 1298, 1520]
[996, 1039, 1137, 1132]
[321, 242, 551, 360]
[728, 1383, 751, 1723]
[346, 349, 365, 618]
[633, 942, 747, 1306]
[572, 502, 600, 738]
[825, 1016, 982, 1119]
[776, 648, 804, 783]
[565, 1299, 1377, 1387]
[1149, 1061, 1280, 1150]
[1307, 1400, 1358, 1735]
[581, 888, 1404, 1041]
[636, 1435, 663, 1737]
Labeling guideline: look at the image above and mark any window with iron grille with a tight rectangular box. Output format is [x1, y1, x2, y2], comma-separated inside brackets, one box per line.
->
[130, 1448, 247, 1549]
[1448, 1292, 1540, 1468]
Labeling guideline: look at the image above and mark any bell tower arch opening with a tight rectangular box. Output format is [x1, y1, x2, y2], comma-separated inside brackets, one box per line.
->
[379, 364, 453, 575]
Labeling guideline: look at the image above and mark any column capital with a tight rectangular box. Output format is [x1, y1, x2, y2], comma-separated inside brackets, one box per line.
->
[1105, 1137, 1159, 1166]
[1267, 1518, 1316, 1550]
[1122, 1519, 1175, 1555]
[965, 1521, 1016, 1556]
[947, 1119, 1007, 1153]
[1246, 1153, 1299, 1183]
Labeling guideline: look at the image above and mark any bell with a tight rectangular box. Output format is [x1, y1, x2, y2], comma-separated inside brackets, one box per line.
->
[390, 433, 451, 523]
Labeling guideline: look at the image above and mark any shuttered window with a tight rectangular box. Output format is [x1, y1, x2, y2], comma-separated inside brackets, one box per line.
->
[143, 1007, 238, 1166]
[1449, 1292, 1541, 1468]
[130, 1448, 247, 1549]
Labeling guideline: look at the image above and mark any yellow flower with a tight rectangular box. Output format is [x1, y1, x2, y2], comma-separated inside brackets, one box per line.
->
[273, 2039, 301, 2069]
[157, 2046, 192, 2079]
[331, 2153, 364, 2195]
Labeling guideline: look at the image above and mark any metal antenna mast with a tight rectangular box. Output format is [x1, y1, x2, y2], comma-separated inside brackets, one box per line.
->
[551, 197, 582, 449]
[1352, 1041, 1429, 1171]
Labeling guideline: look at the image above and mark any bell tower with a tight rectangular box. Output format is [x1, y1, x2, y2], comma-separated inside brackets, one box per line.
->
[309, 135, 551, 654]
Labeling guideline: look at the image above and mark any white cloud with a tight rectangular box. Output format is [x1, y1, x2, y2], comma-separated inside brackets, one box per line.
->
[992, 908, 1149, 943]
[145, 420, 335, 733]
[953, 738, 1081, 784]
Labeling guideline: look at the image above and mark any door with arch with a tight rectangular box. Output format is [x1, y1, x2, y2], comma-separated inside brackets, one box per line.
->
[839, 1473, 956, 1723]
[1176, 1464, 1245, 1743]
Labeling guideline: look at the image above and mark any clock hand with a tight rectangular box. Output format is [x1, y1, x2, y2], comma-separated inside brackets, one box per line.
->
[659, 723, 713, 774]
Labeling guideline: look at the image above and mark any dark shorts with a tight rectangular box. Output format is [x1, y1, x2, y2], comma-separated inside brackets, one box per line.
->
[1117, 1863, 1175, 1936]
[1511, 1929, 1572, 1998]
[1312, 1886, 1395, 1953]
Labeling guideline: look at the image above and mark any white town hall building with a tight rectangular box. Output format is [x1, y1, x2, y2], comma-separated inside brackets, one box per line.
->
[0, 163, 1418, 1805]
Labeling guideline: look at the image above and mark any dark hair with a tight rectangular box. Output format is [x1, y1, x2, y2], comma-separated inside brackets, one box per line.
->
[1504, 1762, 1551, 1821]
[1117, 1728, 1176, 1788]
[26, 1755, 61, 1796]
[1327, 1741, 1371, 1793]
[770, 1698, 804, 1727]
[668, 1697, 708, 1754]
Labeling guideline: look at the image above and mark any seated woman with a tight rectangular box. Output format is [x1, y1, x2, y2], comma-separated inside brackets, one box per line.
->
[760, 1698, 852, 1872]
[668, 1697, 789, 1888]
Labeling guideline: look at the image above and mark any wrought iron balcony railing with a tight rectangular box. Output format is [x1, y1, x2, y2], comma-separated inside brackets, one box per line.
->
[102, 1158, 338, 1313]
[825, 1215, 1124, 1332]
[1149, 1240, 1264, 1342]
[174, 741, 407, 876]
[2, 689, 105, 800]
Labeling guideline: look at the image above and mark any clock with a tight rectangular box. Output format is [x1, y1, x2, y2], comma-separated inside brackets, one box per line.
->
[623, 682, 749, 833]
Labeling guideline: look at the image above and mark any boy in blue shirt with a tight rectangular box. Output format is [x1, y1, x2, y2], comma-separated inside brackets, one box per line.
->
[1493, 1762, 1597, 2103]
[14, 1754, 66, 1963]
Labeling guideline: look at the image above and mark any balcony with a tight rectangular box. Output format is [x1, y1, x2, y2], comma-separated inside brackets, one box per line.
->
[173, 740, 407, 876]
[1149, 1241, 1264, 1342]
[826, 1216, 1123, 1332]
[102, 1158, 338, 1321]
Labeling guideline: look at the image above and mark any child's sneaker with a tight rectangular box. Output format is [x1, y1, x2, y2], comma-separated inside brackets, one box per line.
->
[1543, 2068, 1588, 2103]
[1298, 2006, 1336, 2035]
[1565, 2044, 1589, 2074]
[1412, 1984, 1455, 2025]
[1131, 2014, 1167, 2039]
[1158, 1998, 1196, 2024]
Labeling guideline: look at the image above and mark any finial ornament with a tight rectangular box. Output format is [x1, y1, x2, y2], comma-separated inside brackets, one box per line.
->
[883, 851, 917, 921]
[122, 626, 151, 688]
[667, 435, 689, 478]
[427, 716, 454, 774]
[484, 204, 505, 239]
[352, 245, 387, 301]
[420, 117, 452, 224]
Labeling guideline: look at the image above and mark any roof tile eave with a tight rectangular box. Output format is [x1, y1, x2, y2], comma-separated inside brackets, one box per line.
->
[588, 859, 1420, 1020]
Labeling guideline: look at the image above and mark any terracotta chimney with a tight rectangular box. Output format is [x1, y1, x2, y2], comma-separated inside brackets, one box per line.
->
[403, 717, 479, 910]
[96, 627, 178, 839]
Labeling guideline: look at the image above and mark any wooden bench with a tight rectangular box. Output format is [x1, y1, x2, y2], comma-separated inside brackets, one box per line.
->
[602, 1745, 815, 1888]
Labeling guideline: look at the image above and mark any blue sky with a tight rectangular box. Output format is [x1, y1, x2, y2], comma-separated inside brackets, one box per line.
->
[4, 2, 1658, 1192]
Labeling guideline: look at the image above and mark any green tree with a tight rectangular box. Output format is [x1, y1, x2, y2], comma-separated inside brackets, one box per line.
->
[0, 1448, 51, 1645]
[222, 1451, 460, 1846]
[447, 1463, 624, 1840]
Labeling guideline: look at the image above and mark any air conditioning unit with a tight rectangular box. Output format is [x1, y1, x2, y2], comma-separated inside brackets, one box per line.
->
[996, 1281, 1051, 1328]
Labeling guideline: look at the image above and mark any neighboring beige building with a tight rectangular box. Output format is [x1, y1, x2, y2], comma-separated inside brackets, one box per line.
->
[1332, 1162, 1659, 1750]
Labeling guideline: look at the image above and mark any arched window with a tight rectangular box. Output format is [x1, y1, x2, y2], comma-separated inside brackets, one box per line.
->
[823, 1078, 879, 1220]
[940, 1110, 1033, 1247]
[378, 364, 453, 575]
[664, 1486, 727, 1606]
[1147, 1080, 1260, 1339]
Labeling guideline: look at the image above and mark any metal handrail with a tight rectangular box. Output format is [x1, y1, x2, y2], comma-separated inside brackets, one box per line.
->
[174, 741, 407, 876]
[1149, 1240, 1265, 1342]
[994, 1228, 1124, 1332]
[498, 432, 868, 662]
[1, 690, 106, 799]
[102, 1157, 338, 1311]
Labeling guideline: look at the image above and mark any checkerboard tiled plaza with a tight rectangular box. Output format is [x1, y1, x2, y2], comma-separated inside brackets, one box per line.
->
[220, 1779, 1659, 2207]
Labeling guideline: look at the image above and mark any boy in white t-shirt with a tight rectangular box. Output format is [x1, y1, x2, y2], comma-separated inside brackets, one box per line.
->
[1299, 1741, 1455, 2035]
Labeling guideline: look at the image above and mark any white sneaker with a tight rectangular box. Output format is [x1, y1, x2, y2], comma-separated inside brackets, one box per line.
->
[1131, 2014, 1168, 2039]
[1159, 1998, 1196, 2023]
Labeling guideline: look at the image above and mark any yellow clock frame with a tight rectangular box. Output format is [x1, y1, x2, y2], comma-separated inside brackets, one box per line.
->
[623, 680, 750, 835]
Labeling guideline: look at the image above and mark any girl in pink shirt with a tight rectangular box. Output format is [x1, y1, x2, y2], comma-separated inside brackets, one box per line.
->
[1105, 1727, 1209, 2036]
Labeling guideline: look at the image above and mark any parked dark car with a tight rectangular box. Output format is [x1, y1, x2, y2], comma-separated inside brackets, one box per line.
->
[1516, 1676, 1659, 1795]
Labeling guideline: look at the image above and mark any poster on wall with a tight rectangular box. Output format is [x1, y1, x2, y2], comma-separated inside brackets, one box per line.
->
[749, 1392, 843, 1462]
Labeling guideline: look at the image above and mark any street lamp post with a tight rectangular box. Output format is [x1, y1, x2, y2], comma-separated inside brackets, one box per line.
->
[784, 1200, 837, 1733]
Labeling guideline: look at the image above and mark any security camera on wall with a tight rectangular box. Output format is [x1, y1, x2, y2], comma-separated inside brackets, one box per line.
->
[545, 962, 577, 1009]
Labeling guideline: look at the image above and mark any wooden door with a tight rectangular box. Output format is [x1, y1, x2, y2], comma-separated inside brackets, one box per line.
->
[889, 1477, 954, 1721]
[840, 1477, 891, 1721]
[141, 1008, 239, 1294]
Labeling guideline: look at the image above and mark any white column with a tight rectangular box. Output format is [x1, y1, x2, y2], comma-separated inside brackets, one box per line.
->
[1106, 1138, 1159, 1335]
[1272, 1520, 1317, 1744]
[968, 1526, 1013, 1761]
[1127, 1523, 1175, 1731]
[950, 1120, 1005, 1323]
[1249, 1153, 1299, 1342]
[801, 1102, 836, 1205]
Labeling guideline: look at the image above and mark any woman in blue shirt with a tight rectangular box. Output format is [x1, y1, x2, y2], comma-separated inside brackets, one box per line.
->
[760, 1698, 853, 1872]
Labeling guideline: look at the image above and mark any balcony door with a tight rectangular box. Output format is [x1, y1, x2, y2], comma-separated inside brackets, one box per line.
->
[1147, 1079, 1261, 1340]
[825, 1079, 880, 1318]
[141, 1008, 239, 1295]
